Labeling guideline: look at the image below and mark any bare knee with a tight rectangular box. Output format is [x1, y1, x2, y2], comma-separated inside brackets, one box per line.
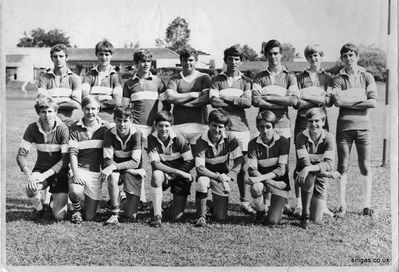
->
[151, 170, 164, 187]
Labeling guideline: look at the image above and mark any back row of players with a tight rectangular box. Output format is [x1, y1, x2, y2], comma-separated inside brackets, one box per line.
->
[17, 39, 377, 229]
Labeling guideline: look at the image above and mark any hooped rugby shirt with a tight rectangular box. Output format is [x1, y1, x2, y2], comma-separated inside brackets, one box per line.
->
[248, 133, 290, 191]
[195, 130, 243, 181]
[103, 125, 142, 170]
[17, 117, 69, 173]
[122, 72, 168, 126]
[147, 129, 194, 173]
[166, 71, 211, 125]
[209, 71, 252, 132]
[68, 118, 109, 172]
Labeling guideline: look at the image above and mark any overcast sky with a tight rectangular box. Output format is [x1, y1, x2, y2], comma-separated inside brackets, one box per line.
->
[3, 0, 388, 61]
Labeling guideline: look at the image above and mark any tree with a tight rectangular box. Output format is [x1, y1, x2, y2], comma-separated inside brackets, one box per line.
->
[124, 41, 140, 49]
[155, 38, 166, 48]
[358, 44, 386, 81]
[165, 17, 191, 53]
[233, 44, 258, 61]
[17, 28, 71, 47]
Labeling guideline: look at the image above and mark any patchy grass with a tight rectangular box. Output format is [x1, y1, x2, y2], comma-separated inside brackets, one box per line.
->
[5, 83, 392, 267]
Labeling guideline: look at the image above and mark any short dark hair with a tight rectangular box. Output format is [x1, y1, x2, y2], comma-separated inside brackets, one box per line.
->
[180, 47, 198, 61]
[224, 46, 243, 60]
[113, 105, 133, 119]
[81, 95, 100, 109]
[34, 94, 59, 114]
[256, 110, 276, 127]
[95, 39, 114, 55]
[263, 39, 283, 55]
[208, 109, 230, 126]
[340, 43, 358, 56]
[154, 110, 174, 125]
[304, 44, 324, 58]
[50, 44, 68, 57]
[306, 107, 326, 121]
[133, 49, 152, 64]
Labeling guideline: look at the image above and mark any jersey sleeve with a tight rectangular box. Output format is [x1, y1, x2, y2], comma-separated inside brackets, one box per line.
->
[365, 72, 377, 100]
[272, 137, 289, 178]
[247, 139, 261, 177]
[166, 76, 178, 91]
[147, 135, 161, 163]
[16, 125, 35, 171]
[115, 130, 142, 170]
[295, 133, 311, 170]
[50, 125, 70, 173]
[103, 130, 115, 168]
[177, 136, 194, 173]
[68, 125, 79, 157]
[319, 133, 335, 172]
[209, 76, 220, 98]
[194, 139, 207, 168]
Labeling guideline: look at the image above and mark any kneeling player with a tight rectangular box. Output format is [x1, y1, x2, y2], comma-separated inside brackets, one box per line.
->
[194, 109, 243, 226]
[68, 96, 109, 223]
[295, 108, 340, 229]
[100, 106, 145, 225]
[147, 111, 194, 227]
[247, 110, 290, 225]
[17, 95, 70, 221]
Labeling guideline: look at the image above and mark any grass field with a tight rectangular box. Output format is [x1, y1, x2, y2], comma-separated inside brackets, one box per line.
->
[4, 81, 392, 267]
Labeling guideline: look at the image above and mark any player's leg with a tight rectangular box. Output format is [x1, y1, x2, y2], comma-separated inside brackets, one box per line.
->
[83, 195, 99, 221]
[170, 178, 191, 222]
[195, 176, 210, 226]
[81, 170, 103, 221]
[210, 178, 229, 222]
[265, 194, 287, 225]
[104, 172, 120, 225]
[68, 181, 85, 224]
[26, 174, 47, 219]
[122, 172, 142, 221]
[293, 116, 307, 216]
[51, 193, 68, 220]
[356, 131, 373, 215]
[250, 182, 266, 224]
[309, 176, 329, 223]
[299, 173, 316, 222]
[149, 170, 165, 227]
[335, 131, 354, 217]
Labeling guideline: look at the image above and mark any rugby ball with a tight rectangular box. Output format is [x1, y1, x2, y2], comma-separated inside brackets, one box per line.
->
[260, 85, 288, 97]
[90, 86, 113, 96]
[219, 88, 244, 97]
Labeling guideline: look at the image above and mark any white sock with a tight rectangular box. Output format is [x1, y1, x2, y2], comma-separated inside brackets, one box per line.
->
[42, 187, 51, 205]
[253, 196, 265, 212]
[150, 186, 162, 217]
[323, 199, 334, 216]
[30, 193, 43, 211]
[296, 197, 302, 208]
[140, 180, 147, 203]
[337, 174, 347, 210]
[363, 174, 372, 208]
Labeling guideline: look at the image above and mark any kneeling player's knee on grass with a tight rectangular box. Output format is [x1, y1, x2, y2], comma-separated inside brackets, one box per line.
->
[151, 170, 164, 187]
[53, 208, 67, 221]
[196, 176, 210, 193]
[250, 182, 264, 198]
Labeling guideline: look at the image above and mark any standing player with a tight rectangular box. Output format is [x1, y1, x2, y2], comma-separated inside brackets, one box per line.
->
[82, 39, 122, 123]
[147, 111, 195, 227]
[163, 47, 211, 146]
[100, 106, 145, 225]
[194, 109, 243, 226]
[293, 44, 334, 217]
[209, 45, 255, 215]
[122, 48, 170, 205]
[332, 43, 377, 217]
[16, 95, 69, 220]
[295, 108, 340, 229]
[247, 111, 290, 225]
[38, 44, 82, 126]
[68, 96, 109, 223]
[252, 39, 298, 211]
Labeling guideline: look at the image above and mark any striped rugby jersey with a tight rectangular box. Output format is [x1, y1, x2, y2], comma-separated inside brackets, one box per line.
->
[248, 133, 290, 190]
[147, 130, 194, 173]
[69, 118, 109, 172]
[166, 71, 211, 125]
[295, 129, 335, 173]
[122, 73, 168, 126]
[195, 130, 243, 181]
[38, 68, 82, 104]
[209, 72, 252, 132]
[103, 126, 142, 170]
[253, 67, 297, 130]
[17, 117, 69, 173]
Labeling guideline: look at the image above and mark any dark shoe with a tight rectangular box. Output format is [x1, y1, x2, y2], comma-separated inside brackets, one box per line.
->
[71, 210, 83, 224]
[104, 214, 119, 225]
[31, 208, 45, 220]
[300, 215, 310, 229]
[362, 207, 374, 216]
[195, 216, 207, 227]
[149, 215, 162, 228]
[254, 211, 265, 224]
[240, 201, 256, 215]
[334, 207, 346, 218]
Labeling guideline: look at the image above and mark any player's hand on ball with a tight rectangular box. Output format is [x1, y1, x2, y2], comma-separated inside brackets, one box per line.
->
[72, 174, 85, 185]
[27, 181, 40, 192]
[331, 171, 341, 179]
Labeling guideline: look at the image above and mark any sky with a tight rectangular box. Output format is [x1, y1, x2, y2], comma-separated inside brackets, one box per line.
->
[2, 0, 388, 61]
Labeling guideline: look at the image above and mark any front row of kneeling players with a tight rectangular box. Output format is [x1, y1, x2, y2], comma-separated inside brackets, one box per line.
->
[17, 94, 339, 229]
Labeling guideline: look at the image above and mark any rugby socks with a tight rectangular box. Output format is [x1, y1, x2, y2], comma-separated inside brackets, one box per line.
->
[337, 174, 347, 210]
[363, 174, 372, 208]
[140, 181, 147, 203]
[150, 186, 162, 217]
[72, 200, 81, 211]
[30, 193, 43, 211]
[252, 195, 265, 212]
[301, 190, 312, 217]
[195, 192, 208, 218]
